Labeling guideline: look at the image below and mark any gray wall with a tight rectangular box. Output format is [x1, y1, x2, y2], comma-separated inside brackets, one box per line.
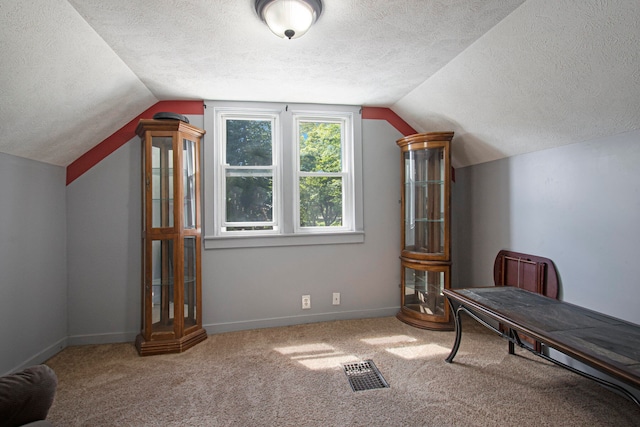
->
[203, 119, 402, 332]
[0, 153, 67, 375]
[452, 129, 640, 325]
[6, 113, 640, 380]
[65, 117, 403, 343]
[66, 140, 141, 344]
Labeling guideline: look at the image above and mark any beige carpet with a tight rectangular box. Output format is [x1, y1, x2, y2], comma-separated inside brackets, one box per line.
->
[45, 316, 637, 426]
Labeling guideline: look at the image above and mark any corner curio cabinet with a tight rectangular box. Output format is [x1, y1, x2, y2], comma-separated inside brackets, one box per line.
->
[135, 118, 207, 356]
[397, 132, 454, 330]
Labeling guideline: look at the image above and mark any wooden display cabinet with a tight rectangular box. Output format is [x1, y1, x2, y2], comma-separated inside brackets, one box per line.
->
[396, 132, 454, 330]
[135, 118, 207, 355]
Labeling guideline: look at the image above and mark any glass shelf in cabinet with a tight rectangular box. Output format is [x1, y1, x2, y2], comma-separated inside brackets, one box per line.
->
[404, 180, 444, 186]
[404, 248, 445, 256]
[404, 303, 445, 316]
[151, 278, 175, 286]
[404, 278, 427, 292]
[407, 218, 444, 223]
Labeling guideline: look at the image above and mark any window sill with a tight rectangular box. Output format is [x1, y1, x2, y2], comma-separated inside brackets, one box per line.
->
[203, 231, 365, 249]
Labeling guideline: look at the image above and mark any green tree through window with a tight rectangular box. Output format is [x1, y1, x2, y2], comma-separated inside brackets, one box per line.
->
[298, 121, 343, 227]
[225, 119, 274, 229]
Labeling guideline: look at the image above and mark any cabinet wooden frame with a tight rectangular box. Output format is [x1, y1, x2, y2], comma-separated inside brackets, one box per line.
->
[135, 119, 206, 356]
[396, 132, 454, 330]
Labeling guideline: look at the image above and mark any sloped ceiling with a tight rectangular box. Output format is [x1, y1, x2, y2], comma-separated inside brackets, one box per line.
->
[394, 0, 640, 167]
[1, 0, 638, 169]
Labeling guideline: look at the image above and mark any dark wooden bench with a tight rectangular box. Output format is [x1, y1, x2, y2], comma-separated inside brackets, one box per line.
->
[443, 286, 640, 407]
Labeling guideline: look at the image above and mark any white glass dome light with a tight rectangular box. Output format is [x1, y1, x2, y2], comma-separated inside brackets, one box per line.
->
[255, 0, 323, 39]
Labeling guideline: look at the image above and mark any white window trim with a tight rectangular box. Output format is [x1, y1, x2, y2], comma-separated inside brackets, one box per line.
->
[203, 101, 364, 249]
[293, 113, 353, 234]
[216, 111, 281, 235]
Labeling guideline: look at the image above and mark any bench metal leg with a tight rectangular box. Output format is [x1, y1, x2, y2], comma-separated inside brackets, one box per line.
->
[445, 297, 462, 363]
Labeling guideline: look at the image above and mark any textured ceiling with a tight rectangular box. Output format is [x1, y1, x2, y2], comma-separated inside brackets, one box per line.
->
[0, 0, 638, 169]
[394, 0, 640, 167]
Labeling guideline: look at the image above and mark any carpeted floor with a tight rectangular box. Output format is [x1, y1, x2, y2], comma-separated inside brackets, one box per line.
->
[45, 316, 638, 426]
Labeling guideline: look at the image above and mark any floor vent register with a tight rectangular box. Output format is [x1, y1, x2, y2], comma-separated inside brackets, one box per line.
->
[343, 360, 389, 391]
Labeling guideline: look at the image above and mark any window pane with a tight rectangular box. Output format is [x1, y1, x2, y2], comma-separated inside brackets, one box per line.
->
[226, 170, 273, 223]
[299, 122, 342, 173]
[299, 177, 343, 227]
[226, 119, 272, 166]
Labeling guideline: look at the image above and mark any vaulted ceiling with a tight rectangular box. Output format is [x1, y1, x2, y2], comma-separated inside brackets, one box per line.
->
[1, 0, 639, 169]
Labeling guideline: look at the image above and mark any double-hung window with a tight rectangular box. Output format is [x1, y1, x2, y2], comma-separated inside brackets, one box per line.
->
[221, 114, 279, 233]
[203, 101, 363, 249]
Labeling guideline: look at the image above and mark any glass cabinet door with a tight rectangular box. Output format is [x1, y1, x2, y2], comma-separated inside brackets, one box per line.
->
[150, 239, 175, 335]
[403, 147, 445, 256]
[398, 261, 451, 330]
[151, 136, 174, 229]
[403, 265, 444, 316]
[183, 138, 197, 230]
[183, 236, 197, 329]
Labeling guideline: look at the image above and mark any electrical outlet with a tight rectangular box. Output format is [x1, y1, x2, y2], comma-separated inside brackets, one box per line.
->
[332, 292, 340, 305]
[302, 295, 311, 309]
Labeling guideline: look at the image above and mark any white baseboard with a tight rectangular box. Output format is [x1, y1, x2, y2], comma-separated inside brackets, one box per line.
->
[204, 307, 400, 334]
[4, 337, 67, 376]
[67, 331, 138, 346]
[5, 308, 400, 374]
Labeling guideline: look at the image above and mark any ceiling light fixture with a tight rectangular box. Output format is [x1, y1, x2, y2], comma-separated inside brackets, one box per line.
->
[255, 0, 322, 40]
